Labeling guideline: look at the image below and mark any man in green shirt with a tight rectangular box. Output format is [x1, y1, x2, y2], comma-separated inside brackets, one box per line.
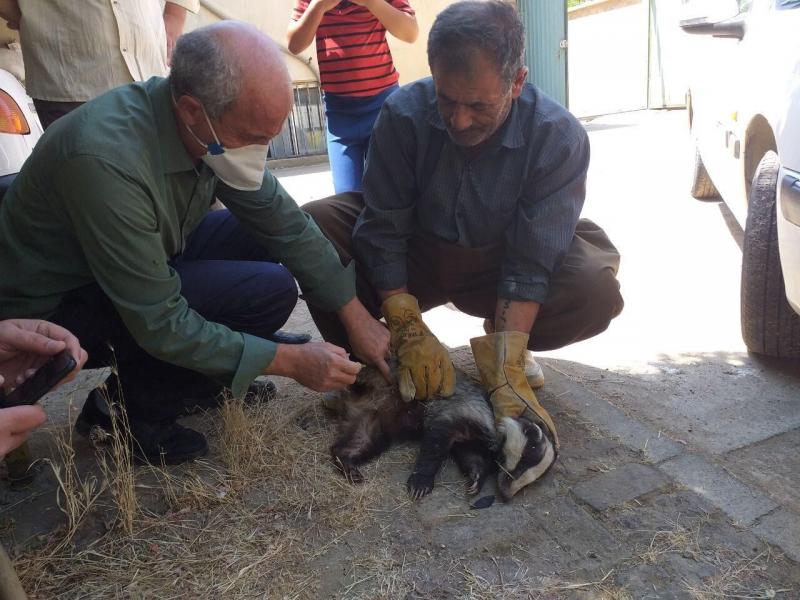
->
[0, 22, 390, 464]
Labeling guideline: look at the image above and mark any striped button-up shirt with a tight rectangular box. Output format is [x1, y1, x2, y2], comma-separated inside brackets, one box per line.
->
[352, 77, 590, 304]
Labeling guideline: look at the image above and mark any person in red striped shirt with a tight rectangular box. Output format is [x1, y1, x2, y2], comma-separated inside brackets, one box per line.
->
[288, 0, 418, 193]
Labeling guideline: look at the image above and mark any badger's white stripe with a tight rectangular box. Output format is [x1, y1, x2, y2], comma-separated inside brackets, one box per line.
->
[500, 417, 526, 471]
[509, 437, 555, 497]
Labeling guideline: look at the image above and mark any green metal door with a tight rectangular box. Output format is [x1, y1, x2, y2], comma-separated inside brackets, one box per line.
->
[517, 0, 568, 107]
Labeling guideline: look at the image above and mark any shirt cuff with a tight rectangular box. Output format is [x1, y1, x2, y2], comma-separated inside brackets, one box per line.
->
[165, 0, 199, 14]
[304, 261, 357, 312]
[366, 260, 408, 291]
[230, 333, 277, 397]
[498, 279, 550, 304]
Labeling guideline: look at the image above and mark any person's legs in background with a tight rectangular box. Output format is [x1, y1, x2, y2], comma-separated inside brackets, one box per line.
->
[32, 99, 84, 129]
[323, 86, 398, 194]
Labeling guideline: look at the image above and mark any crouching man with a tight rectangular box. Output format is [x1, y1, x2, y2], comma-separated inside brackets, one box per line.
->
[0, 22, 390, 464]
[306, 1, 623, 497]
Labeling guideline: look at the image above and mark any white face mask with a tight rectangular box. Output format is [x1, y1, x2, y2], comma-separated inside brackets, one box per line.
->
[186, 104, 269, 191]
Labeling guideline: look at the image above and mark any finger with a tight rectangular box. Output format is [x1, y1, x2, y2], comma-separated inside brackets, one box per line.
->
[332, 355, 363, 376]
[7, 328, 66, 356]
[398, 368, 416, 403]
[440, 358, 456, 397]
[325, 343, 349, 358]
[5, 405, 47, 433]
[374, 357, 392, 383]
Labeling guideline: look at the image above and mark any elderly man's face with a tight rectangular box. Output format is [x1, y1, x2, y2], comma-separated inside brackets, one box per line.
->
[431, 52, 526, 149]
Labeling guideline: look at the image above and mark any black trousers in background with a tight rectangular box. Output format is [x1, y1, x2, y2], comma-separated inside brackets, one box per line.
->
[304, 192, 624, 352]
[50, 210, 298, 422]
[32, 99, 84, 130]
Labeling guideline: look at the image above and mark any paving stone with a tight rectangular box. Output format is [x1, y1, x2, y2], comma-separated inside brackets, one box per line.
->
[660, 454, 777, 525]
[753, 509, 800, 563]
[571, 463, 670, 511]
[544, 367, 685, 463]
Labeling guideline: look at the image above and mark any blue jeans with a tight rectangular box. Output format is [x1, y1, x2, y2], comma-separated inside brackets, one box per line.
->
[324, 85, 398, 194]
[51, 209, 297, 421]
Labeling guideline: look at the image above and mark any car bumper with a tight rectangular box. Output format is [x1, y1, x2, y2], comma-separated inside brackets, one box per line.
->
[778, 166, 800, 315]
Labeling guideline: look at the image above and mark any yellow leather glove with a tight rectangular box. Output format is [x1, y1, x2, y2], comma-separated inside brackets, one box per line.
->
[381, 293, 456, 402]
[471, 331, 559, 499]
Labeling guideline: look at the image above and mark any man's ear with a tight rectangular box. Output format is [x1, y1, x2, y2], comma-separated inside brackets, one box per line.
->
[511, 66, 528, 99]
[173, 93, 204, 128]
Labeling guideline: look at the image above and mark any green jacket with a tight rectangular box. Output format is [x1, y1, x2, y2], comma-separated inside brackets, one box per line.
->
[0, 77, 355, 396]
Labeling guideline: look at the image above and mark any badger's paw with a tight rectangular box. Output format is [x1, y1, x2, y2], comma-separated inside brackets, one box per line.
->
[331, 455, 365, 485]
[406, 472, 435, 499]
[496, 416, 556, 501]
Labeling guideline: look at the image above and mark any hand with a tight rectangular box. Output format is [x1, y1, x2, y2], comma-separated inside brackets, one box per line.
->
[338, 298, 391, 382]
[0, 319, 88, 390]
[0, 405, 46, 459]
[381, 293, 455, 402]
[266, 341, 362, 392]
[312, 0, 343, 12]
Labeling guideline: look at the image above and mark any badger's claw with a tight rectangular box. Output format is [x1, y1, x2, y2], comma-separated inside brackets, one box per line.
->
[406, 472, 435, 499]
[496, 416, 556, 501]
[331, 455, 365, 484]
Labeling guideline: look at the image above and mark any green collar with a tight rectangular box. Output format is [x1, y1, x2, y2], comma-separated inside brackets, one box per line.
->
[151, 77, 197, 174]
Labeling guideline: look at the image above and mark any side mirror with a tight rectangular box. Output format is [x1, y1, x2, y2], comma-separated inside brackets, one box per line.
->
[679, 14, 746, 40]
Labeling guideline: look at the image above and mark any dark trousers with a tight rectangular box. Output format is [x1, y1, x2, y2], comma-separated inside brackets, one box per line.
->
[32, 99, 85, 130]
[50, 210, 297, 422]
[304, 193, 624, 351]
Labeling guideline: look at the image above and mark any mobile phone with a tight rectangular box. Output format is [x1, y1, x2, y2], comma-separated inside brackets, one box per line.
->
[1, 350, 77, 408]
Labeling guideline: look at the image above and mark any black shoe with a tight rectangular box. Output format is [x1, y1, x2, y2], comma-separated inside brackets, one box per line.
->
[75, 392, 208, 465]
[180, 378, 278, 414]
[266, 330, 311, 344]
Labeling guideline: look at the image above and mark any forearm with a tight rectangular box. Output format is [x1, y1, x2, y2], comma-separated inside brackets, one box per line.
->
[0, 0, 20, 27]
[163, 2, 188, 29]
[493, 298, 540, 334]
[364, 0, 418, 43]
[287, 2, 328, 54]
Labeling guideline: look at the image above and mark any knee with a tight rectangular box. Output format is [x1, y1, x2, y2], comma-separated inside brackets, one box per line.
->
[586, 267, 624, 323]
[241, 264, 298, 325]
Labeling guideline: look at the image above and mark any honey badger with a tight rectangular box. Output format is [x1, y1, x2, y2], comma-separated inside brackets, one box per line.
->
[325, 365, 499, 499]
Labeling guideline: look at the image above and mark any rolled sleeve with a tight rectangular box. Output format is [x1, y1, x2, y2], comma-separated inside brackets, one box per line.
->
[232, 333, 277, 397]
[165, 0, 199, 13]
[216, 172, 357, 312]
[353, 103, 418, 290]
[500, 122, 590, 303]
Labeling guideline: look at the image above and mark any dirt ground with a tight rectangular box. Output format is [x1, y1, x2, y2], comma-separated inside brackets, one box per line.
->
[1, 109, 799, 599]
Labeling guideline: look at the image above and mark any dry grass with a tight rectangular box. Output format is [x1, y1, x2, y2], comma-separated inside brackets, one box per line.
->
[685, 549, 791, 600]
[638, 513, 706, 564]
[14, 386, 393, 599]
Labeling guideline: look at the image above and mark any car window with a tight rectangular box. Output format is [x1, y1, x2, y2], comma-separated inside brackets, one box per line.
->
[776, 0, 800, 8]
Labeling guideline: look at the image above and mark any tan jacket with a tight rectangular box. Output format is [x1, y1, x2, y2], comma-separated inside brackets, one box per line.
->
[16, 0, 198, 102]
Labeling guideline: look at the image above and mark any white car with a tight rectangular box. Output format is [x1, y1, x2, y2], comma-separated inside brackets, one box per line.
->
[0, 67, 42, 199]
[681, 0, 800, 357]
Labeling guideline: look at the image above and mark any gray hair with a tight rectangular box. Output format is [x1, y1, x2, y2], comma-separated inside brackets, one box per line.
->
[427, 0, 525, 88]
[170, 26, 242, 119]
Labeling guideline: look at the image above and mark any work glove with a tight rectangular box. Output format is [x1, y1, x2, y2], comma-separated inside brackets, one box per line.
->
[470, 331, 559, 500]
[381, 293, 456, 402]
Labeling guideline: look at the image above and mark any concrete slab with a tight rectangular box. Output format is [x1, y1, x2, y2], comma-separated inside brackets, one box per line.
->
[571, 463, 670, 511]
[721, 428, 800, 515]
[660, 454, 778, 526]
[753, 509, 800, 563]
[544, 364, 685, 463]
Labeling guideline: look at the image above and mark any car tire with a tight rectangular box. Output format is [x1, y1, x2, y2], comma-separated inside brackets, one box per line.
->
[690, 146, 719, 200]
[741, 151, 800, 358]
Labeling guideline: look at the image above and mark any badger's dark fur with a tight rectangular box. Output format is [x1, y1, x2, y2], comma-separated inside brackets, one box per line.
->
[324, 366, 499, 499]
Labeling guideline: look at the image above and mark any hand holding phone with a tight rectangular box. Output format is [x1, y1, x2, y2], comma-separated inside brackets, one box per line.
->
[0, 350, 78, 407]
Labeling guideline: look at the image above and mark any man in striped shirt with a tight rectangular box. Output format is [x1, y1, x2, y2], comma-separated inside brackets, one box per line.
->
[288, 0, 418, 193]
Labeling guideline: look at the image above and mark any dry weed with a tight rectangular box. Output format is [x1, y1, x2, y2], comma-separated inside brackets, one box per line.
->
[685, 548, 792, 600]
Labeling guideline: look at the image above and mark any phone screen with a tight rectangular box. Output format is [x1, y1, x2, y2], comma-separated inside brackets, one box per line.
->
[1, 350, 77, 407]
